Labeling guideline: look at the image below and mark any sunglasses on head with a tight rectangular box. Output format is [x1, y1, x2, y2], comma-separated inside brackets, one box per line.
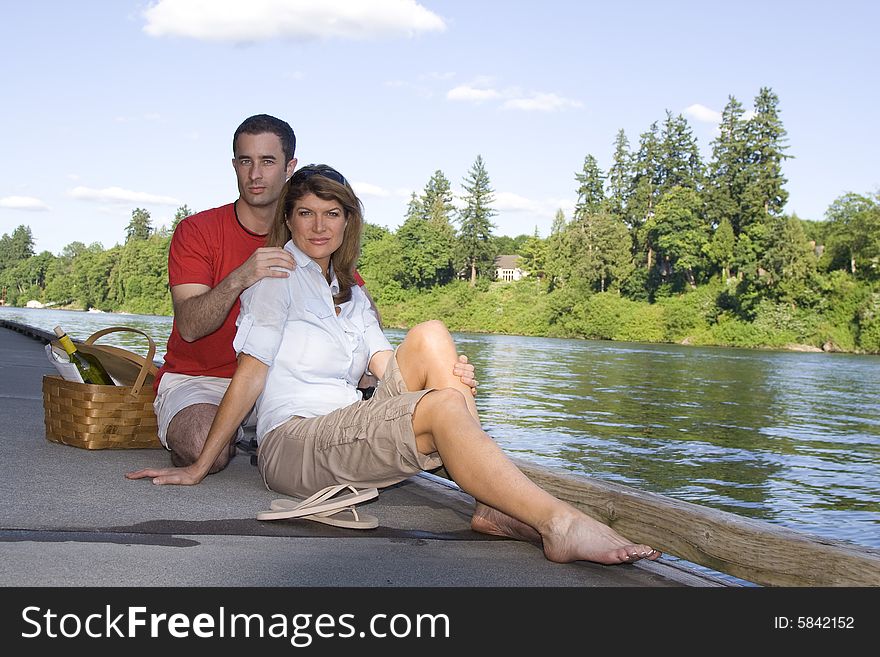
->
[293, 164, 348, 187]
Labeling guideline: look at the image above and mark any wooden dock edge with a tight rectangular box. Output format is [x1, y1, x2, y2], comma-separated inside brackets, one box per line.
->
[509, 457, 880, 587]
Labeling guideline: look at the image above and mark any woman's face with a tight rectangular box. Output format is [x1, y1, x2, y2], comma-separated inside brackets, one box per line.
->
[286, 192, 347, 274]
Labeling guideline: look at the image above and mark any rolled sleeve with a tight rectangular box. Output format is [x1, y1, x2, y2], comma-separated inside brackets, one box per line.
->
[234, 278, 289, 366]
[363, 307, 392, 362]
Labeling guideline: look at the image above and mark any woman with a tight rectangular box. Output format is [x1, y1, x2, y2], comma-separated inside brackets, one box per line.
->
[128, 164, 660, 565]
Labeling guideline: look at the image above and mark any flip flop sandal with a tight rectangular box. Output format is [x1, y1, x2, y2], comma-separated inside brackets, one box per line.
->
[256, 484, 378, 523]
[269, 498, 378, 529]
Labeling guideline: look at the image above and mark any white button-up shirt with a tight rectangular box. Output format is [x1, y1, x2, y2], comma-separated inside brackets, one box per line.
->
[233, 240, 392, 443]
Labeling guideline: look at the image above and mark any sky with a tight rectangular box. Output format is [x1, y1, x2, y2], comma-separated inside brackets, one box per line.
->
[1, 0, 878, 256]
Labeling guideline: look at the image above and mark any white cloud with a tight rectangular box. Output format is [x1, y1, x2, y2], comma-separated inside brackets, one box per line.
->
[0, 196, 50, 211]
[494, 191, 544, 213]
[143, 0, 446, 43]
[684, 103, 722, 124]
[69, 186, 181, 205]
[353, 182, 391, 198]
[502, 92, 583, 112]
[353, 182, 411, 199]
[447, 83, 581, 112]
[447, 85, 502, 103]
[494, 191, 575, 217]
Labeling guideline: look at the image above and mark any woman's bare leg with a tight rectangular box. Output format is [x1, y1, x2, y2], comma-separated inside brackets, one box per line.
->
[395, 320, 480, 420]
[395, 321, 660, 565]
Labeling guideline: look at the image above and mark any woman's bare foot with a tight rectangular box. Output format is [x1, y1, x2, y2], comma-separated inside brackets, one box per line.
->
[471, 502, 660, 566]
[471, 502, 541, 545]
[541, 512, 661, 565]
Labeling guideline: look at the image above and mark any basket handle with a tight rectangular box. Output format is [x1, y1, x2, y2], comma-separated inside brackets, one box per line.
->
[84, 326, 157, 396]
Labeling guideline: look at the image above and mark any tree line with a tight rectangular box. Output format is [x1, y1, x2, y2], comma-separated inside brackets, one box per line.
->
[2, 87, 879, 352]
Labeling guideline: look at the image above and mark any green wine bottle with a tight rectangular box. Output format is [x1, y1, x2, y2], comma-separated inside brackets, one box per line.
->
[53, 325, 115, 386]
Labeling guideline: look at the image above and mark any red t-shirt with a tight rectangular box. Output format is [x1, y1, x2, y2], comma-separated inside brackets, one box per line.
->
[156, 203, 365, 390]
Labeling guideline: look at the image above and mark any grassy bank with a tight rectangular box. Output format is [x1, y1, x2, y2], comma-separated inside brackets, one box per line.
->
[375, 277, 880, 355]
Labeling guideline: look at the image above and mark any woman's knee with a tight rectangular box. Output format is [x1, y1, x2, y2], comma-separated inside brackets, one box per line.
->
[421, 386, 469, 413]
[405, 320, 453, 352]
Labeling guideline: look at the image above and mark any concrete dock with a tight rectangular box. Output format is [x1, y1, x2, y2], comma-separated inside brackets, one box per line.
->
[0, 321, 721, 587]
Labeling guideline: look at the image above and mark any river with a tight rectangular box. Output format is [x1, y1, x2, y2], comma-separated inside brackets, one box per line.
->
[3, 305, 878, 552]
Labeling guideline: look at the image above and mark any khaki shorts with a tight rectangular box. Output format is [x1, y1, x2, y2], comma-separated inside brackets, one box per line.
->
[257, 349, 443, 498]
[153, 372, 255, 448]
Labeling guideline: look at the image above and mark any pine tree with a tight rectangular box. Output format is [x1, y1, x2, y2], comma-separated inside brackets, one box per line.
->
[627, 122, 662, 276]
[544, 209, 570, 289]
[591, 212, 633, 292]
[705, 96, 749, 236]
[647, 186, 710, 288]
[703, 217, 736, 280]
[627, 122, 661, 234]
[457, 155, 497, 285]
[420, 170, 456, 227]
[125, 208, 153, 243]
[574, 155, 606, 219]
[550, 208, 566, 235]
[737, 88, 792, 287]
[758, 215, 819, 306]
[745, 87, 791, 219]
[657, 111, 703, 196]
[606, 129, 631, 219]
[519, 227, 547, 280]
[0, 225, 35, 269]
[397, 174, 457, 289]
[171, 205, 193, 231]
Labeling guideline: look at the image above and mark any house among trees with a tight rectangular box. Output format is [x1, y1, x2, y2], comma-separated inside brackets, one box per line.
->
[495, 255, 526, 281]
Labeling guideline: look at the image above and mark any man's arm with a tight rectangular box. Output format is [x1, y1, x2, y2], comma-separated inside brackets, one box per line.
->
[126, 354, 269, 485]
[173, 247, 296, 342]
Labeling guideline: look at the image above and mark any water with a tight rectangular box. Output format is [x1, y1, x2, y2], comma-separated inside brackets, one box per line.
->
[3, 305, 878, 552]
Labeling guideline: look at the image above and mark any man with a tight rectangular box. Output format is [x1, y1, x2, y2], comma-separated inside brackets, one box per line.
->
[155, 115, 474, 474]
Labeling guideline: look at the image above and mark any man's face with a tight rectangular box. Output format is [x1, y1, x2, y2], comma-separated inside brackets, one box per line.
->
[232, 132, 297, 210]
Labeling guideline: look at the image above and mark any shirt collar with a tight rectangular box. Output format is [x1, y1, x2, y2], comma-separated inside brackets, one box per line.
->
[284, 240, 339, 295]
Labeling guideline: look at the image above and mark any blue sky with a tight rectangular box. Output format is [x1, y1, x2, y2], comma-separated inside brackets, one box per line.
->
[1, 0, 878, 255]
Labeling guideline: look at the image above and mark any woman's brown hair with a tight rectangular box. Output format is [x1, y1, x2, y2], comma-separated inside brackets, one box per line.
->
[267, 164, 363, 305]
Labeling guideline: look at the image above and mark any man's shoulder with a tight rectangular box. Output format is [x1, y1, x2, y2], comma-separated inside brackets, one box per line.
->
[183, 203, 235, 227]
[173, 203, 235, 240]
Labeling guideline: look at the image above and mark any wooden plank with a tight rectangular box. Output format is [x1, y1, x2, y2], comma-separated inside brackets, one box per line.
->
[510, 457, 880, 587]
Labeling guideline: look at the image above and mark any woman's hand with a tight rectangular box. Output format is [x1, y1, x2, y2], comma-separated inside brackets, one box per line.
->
[454, 354, 478, 396]
[125, 464, 206, 486]
[125, 465, 205, 486]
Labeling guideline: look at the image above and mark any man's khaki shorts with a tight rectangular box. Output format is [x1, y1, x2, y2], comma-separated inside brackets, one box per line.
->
[257, 349, 443, 498]
[153, 372, 254, 448]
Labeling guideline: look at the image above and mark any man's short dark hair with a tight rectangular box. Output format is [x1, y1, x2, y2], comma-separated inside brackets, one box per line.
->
[233, 114, 296, 164]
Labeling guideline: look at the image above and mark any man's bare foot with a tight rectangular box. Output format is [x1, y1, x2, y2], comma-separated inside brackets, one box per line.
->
[541, 512, 661, 565]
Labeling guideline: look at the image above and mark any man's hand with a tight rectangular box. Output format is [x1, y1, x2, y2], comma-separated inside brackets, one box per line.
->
[234, 246, 297, 289]
[125, 465, 205, 486]
[171, 247, 297, 342]
[454, 354, 478, 397]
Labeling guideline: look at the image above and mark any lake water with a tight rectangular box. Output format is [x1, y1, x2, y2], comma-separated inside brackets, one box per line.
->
[3, 305, 878, 553]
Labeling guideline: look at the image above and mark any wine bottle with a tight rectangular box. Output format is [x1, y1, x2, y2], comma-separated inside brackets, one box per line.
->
[53, 325, 115, 386]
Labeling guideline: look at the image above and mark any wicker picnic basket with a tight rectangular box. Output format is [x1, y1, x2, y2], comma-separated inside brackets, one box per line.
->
[42, 326, 162, 449]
